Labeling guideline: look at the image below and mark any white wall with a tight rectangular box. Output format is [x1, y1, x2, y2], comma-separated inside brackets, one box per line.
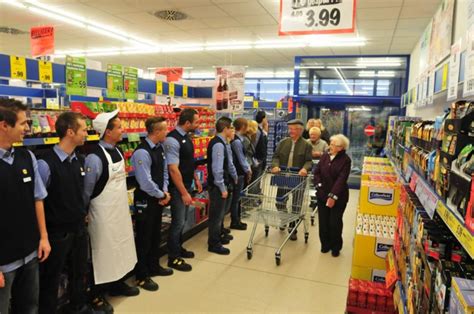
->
[406, 0, 471, 119]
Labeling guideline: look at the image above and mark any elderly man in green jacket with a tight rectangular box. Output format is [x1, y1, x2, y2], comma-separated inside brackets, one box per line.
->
[271, 119, 312, 241]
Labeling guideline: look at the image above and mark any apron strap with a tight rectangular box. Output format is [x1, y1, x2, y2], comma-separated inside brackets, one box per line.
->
[98, 144, 123, 165]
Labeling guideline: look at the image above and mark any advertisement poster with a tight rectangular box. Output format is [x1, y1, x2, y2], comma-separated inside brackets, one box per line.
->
[419, 22, 432, 73]
[65, 55, 87, 96]
[447, 40, 462, 101]
[106, 64, 124, 99]
[30, 26, 54, 57]
[463, 25, 474, 97]
[124, 67, 138, 100]
[214, 66, 245, 113]
[279, 0, 356, 35]
[427, 69, 435, 105]
[429, 0, 455, 66]
[156, 67, 183, 82]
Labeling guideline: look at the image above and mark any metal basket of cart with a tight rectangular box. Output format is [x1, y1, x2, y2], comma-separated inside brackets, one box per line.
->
[309, 159, 319, 226]
[240, 166, 310, 265]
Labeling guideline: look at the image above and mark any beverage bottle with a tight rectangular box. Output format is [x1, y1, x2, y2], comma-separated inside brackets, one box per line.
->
[216, 77, 223, 110]
[223, 77, 229, 110]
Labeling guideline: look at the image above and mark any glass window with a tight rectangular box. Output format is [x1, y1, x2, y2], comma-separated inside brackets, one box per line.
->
[320, 79, 354, 95]
[353, 80, 374, 96]
[259, 79, 289, 101]
[376, 80, 391, 96]
[245, 80, 258, 94]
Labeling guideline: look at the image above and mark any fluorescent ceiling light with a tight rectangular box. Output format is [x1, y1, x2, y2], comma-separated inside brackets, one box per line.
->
[274, 72, 294, 78]
[255, 43, 306, 49]
[86, 25, 130, 42]
[28, 7, 86, 28]
[333, 68, 353, 95]
[359, 70, 396, 78]
[1, 0, 26, 8]
[162, 46, 204, 53]
[296, 66, 325, 69]
[357, 62, 401, 67]
[327, 66, 366, 69]
[205, 45, 252, 51]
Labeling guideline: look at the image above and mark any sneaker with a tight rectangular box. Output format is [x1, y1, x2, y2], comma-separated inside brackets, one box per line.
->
[331, 250, 340, 257]
[136, 277, 159, 291]
[168, 257, 192, 272]
[180, 248, 195, 259]
[149, 265, 173, 277]
[230, 222, 247, 230]
[222, 227, 231, 235]
[91, 296, 113, 314]
[289, 233, 298, 241]
[208, 246, 230, 255]
[109, 281, 140, 297]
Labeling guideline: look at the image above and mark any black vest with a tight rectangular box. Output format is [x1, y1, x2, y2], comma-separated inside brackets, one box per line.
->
[133, 140, 165, 201]
[231, 135, 247, 176]
[167, 129, 195, 190]
[207, 136, 230, 188]
[90, 144, 123, 200]
[40, 149, 86, 233]
[255, 126, 268, 163]
[0, 148, 39, 265]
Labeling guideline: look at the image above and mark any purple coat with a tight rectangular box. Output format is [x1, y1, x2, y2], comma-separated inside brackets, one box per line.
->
[313, 150, 351, 205]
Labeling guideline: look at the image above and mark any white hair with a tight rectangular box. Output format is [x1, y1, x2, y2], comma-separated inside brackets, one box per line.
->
[330, 134, 350, 150]
[309, 127, 321, 136]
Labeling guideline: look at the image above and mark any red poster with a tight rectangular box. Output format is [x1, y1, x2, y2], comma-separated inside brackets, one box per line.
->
[156, 68, 183, 82]
[30, 26, 54, 57]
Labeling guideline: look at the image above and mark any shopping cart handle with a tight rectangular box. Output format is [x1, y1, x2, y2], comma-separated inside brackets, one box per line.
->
[279, 166, 301, 173]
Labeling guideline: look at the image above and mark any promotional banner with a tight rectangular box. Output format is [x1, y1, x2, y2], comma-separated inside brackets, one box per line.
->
[463, 25, 474, 97]
[214, 66, 245, 113]
[447, 40, 462, 101]
[279, 0, 356, 36]
[65, 55, 87, 96]
[429, 0, 455, 66]
[156, 67, 183, 82]
[124, 67, 138, 100]
[30, 26, 54, 57]
[106, 64, 124, 99]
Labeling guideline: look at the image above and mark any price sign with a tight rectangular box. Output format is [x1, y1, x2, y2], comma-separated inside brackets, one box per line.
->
[441, 63, 449, 91]
[106, 64, 124, 99]
[65, 56, 87, 96]
[279, 0, 356, 35]
[409, 171, 418, 192]
[169, 82, 175, 96]
[38, 61, 53, 83]
[87, 134, 100, 141]
[43, 137, 60, 145]
[424, 192, 438, 219]
[447, 40, 462, 101]
[183, 85, 188, 98]
[276, 101, 283, 109]
[10, 56, 26, 80]
[253, 101, 259, 109]
[156, 81, 163, 95]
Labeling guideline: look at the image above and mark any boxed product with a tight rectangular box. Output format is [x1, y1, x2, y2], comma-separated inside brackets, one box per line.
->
[450, 277, 474, 314]
[359, 180, 401, 217]
[351, 265, 387, 282]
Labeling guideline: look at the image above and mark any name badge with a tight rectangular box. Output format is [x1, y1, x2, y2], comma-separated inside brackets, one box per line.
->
[81, 172, 86, 176]
[23, 177, 32, 183]
[182, 140, 186, 144]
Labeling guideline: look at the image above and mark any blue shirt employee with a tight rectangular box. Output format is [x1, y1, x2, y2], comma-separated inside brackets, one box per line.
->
[212, 134, 238, 193]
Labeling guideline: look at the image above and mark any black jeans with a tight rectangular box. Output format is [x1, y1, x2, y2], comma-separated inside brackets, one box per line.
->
[167, 187, 191, 260]
[39, 226, 89, 314]
[134, 199, 163, 280]
[0, 257, 39, 314]
[208, 186, 231, 248]
[318, 199, 346, 252]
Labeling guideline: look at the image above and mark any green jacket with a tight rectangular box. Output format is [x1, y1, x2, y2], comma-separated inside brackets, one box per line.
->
[271, 137, 313, 171]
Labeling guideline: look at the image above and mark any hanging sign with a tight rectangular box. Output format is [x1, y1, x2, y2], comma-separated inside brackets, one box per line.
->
[10, 56, 26, 80]
[214, 66, 246, 113]
[156, 67, 183, 82]
[65, 55, 87, 96]
[169, 82, 175, 97]
[124, 67, 138, 100]
[156, 81, 163, 95]
[106, 64, 124, 99]
[447, 40, 462, 100]
[38, 60, 53, 83]
[279, 0, 356, 36]
[463, 25, 474, 97]
[30, 26, 54, 57]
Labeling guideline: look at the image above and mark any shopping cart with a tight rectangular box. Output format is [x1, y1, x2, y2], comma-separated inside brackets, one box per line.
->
[241, 168, 310, 265]
[309, 159, 319, 226]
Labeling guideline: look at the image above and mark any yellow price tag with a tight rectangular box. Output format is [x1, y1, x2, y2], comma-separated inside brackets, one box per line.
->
[156, 81, 163, 95]
[169, 83, 175, 96]
[10, 56, 26, 80]
[43, 137, 60, 145]
[441, 63, 449, 91]
[253, 101, 259, 109]
[12, 142, 23, 147]
[38, 61, 53, 83]
[276, 101, 282, 109]
[87, 134, 100, 141]
[183, 85, 188, 98]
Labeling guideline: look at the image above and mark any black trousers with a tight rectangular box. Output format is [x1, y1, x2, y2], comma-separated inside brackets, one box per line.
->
[39, 226, 89, 314]
[134, 199, 163, 280]
[318, 199, 346, 252]
[209, 186, 231, 248]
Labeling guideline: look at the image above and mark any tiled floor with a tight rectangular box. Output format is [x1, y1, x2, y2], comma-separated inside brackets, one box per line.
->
[110, 189, 359, 313]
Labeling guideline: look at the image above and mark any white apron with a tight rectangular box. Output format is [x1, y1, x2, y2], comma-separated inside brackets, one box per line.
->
[88, 145, 137, 284]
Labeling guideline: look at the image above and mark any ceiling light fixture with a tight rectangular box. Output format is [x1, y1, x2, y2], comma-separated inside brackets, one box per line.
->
[28, 7, 86, 28]
[333, 67, 353, 95]
[0, 0, 26, 8]
[205, 45, 253, 51]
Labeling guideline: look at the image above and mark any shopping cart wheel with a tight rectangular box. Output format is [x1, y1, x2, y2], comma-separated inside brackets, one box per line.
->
[304, 232, 309, 243]
[310, 217, 315, 226]
[247, 248, 253, 260]
[265, 225, 269, 237]
[275, 253, 281, 266]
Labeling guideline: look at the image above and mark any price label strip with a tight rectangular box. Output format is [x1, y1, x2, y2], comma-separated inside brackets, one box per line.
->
[43, 137, 60, 145]
[156, 81, 163, 95]
[39, 61, 53, 83]
[10, 56, 27, 80]
[253, 101, 259, 109]
[183, 85, 188, 98]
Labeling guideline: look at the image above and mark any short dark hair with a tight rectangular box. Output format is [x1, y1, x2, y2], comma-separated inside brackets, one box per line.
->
[256, 110, 266, 124]
[105, 115, 119, 132]
[178, 108, 198, 126]
[56, 112, 86, 139]
[0, 99, 28, 127]
[145, 117, 166, 134]
[216, 117, 232, 133]
[233, 117, 248, 131]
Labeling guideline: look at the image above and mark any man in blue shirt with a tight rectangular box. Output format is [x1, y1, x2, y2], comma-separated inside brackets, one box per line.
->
[131, 117, 173, 292]
[0, 99, 50, 314]
[207, 117, 238, 255]
[229, 118, 252, 230]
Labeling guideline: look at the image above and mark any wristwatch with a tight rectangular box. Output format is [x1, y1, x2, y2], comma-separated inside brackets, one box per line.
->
[328, 193, 338, 201]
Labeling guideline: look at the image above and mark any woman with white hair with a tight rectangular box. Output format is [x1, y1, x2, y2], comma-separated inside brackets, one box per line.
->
[307, 127, 328, 160]
[314, 119, 330, 144]
[313, 134, 351, 257]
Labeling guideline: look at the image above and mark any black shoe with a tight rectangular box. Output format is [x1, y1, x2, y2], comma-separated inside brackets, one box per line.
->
[332, 250, 340, 257]
[289, 233, 298, 241]
[149, 265, 174, 277]
[321, 248, 330, 253]
[136, 277, 159, 292]
[168, 257, 192, 272]
[221, 237, 230, 245]
[66, 304, 102, 314]
[222, 234, 233, 241]
[222, 227, 231, 235]
[109, 281, 140, 297]
[180, 248, 195, 259]
[91, 296, 113, 314]
[208, 246, 230, 255]
[230, 222, 247, 230]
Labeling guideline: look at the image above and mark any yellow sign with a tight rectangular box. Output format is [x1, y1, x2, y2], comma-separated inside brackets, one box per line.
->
[441, 63, 449, 91]
[169, 82, 175, 96]
[276, 101, 283, 109]
[253, 101, 259, 109]
[183, 85, 188, 98]
[156, 81, 163, 95]
[43, 137, 60, 145]
[87, 134, 100, 141]
[436, 202, 474, 259]
[38, 61, 53, 83]
[12, 142, 23, 147]
[10, 56, 26, 80]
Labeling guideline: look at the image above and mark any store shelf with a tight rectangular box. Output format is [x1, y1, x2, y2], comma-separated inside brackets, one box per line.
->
[13, 134, 100, 147]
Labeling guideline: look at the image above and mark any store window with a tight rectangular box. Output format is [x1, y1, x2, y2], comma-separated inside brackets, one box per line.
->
[376, 80, 391, 96]
[320, 79, 355, 95]
[353, 80, 375, 96]
[259, 79, 290, 101]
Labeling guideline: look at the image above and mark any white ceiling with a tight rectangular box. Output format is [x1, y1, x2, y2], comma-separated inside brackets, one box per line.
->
[0, 0, 442, 72]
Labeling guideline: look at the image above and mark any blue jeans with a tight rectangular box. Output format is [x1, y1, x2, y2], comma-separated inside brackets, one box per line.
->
[208, 186, 231, 248]
[229, 175, 245, 224]
[0, 257, 39, 314]
[167, 187, 191, 260]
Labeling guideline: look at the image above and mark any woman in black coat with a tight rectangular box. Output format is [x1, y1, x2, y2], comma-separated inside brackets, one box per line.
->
[313, 134, 352, 257]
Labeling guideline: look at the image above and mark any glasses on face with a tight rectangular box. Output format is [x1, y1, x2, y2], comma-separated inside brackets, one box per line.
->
[330, 143, 343, 147]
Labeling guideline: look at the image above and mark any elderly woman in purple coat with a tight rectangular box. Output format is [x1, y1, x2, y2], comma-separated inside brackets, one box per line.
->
[313, 134, 352, 257]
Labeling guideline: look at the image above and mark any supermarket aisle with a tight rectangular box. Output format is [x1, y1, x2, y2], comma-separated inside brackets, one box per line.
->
[110, 189, 359, 313]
